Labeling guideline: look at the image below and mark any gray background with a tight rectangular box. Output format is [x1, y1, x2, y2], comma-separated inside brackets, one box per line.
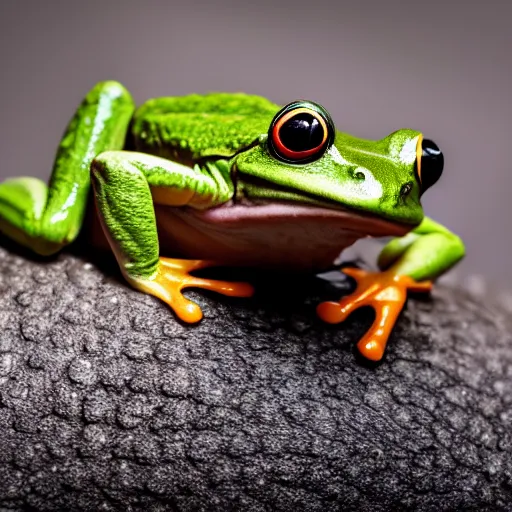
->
[0, 0, 510, 288]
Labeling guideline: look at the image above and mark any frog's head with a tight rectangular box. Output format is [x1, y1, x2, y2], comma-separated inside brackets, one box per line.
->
[233, 100, 444, 230]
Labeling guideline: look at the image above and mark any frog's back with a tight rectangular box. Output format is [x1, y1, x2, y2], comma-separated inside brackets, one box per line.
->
[131, 92, 280, 163]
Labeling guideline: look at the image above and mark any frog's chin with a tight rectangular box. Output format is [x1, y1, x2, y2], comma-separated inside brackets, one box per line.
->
[152, 200, 416, 272]
[199, 201, 413, 238]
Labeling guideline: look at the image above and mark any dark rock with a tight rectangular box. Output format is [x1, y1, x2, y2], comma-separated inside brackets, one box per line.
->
[0, 244, 510, 511]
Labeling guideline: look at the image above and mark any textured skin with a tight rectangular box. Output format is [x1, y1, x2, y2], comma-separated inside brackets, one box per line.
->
[0, 245, 511, 511]
[131, 93, 278, 161]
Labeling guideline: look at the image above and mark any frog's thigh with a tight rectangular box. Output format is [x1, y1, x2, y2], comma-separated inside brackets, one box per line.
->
[0, 81, 134, 256]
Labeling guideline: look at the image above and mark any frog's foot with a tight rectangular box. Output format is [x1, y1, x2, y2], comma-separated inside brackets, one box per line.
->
[127, 258, 255, 323]
[316, 268, 432, 361]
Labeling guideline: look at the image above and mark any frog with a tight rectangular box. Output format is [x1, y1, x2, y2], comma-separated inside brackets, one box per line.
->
[0, 81, 465, 361]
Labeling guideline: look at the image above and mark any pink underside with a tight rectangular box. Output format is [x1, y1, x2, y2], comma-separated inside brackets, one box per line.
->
[150, 202, 413, 272]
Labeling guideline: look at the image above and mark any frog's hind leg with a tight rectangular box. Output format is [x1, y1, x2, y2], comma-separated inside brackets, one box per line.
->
[0, 177, 53, 254]
[90, 151, 254, 323]
[0, 81, 135, 255]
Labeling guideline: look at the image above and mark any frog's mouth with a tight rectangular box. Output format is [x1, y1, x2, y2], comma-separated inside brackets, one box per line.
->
[199, 200, 413, 238]
[205, 167, 417, 238]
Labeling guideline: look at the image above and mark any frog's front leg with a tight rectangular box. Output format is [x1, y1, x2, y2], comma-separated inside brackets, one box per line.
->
[91, 152, 254, 323]
[317, 217, 465, 361]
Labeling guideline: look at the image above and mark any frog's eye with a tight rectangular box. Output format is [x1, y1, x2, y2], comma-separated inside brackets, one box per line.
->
[268, 100, 335, 163]
[416, 137, 444, 192]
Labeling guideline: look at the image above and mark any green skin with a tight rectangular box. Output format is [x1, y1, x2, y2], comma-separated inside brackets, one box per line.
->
[0, 81, 464, 296]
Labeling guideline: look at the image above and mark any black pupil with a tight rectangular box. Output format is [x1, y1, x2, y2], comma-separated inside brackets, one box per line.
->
[279, 113, 324, 152]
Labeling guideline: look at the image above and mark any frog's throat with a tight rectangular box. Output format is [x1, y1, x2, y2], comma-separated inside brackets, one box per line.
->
[198, 201, 412, 239]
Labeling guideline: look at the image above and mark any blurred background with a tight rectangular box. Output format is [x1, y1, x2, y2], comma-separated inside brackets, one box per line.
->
[0, 0, 510, 290]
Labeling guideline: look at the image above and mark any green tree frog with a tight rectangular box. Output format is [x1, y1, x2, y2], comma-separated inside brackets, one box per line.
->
[0, 81, 465, 361]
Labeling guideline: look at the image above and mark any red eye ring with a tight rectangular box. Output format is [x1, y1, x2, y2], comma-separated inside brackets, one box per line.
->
[272, 107, 328, 160]
[268, 100, 335, 164]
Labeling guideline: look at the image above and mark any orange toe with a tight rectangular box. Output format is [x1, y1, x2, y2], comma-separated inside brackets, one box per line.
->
[128, 258, 254, 323]
[357, 339, 385, 362]
[317, 301, 350, 324]
[317, 268, 431, 361]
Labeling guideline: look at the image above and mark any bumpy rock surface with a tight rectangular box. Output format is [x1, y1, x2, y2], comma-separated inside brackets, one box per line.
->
[0, 244, 511, 511]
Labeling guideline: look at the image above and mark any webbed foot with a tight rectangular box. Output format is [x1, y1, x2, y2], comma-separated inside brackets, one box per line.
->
[128, 258, 254, 323]
[316, 268, 432, 361]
